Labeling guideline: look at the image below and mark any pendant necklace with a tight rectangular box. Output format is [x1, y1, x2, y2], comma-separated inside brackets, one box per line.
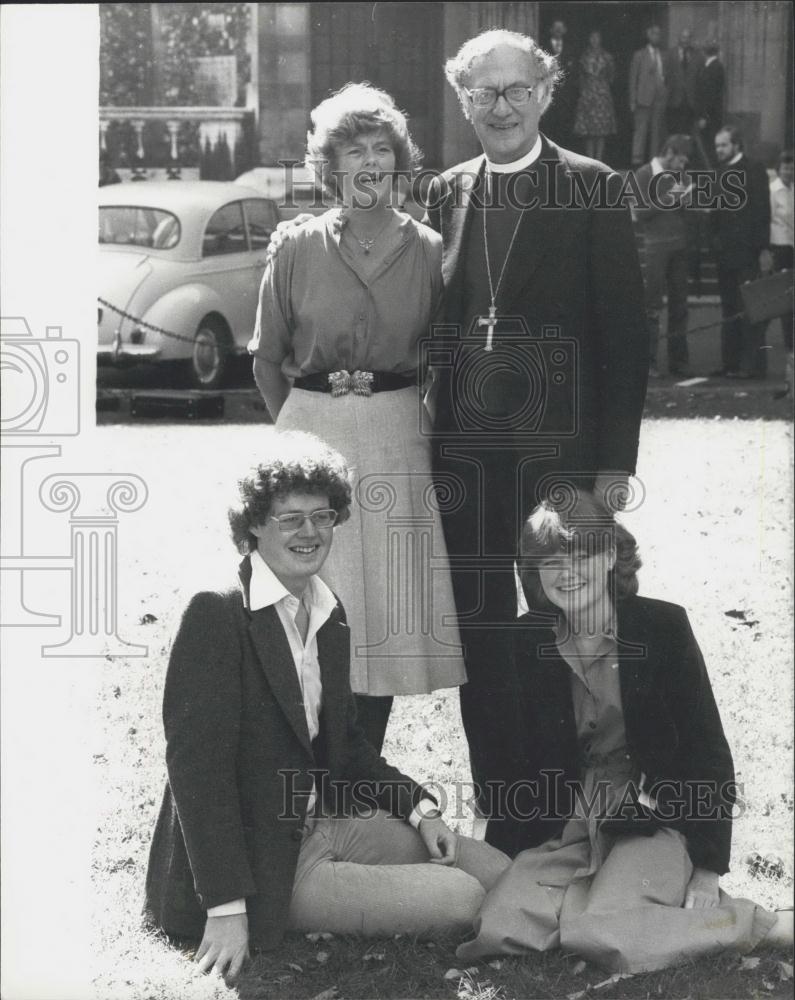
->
[345, 210, 394, 254]
[479, 174, 526, 351]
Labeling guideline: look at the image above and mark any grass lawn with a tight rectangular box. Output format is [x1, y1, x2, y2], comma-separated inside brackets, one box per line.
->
[92, 418, 793, 1000]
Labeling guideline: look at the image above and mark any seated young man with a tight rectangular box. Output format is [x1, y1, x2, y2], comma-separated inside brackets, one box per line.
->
[144, 431, 507, 984]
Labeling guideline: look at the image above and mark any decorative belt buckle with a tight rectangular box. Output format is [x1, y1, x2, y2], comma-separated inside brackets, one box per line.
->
[327, 369, 374, 397]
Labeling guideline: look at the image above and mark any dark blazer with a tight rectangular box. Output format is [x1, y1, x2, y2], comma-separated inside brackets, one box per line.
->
[633, 162, 688, 249]
[711, 155, 772, 269]
[480, 596, 736, 876]
[425, 136, 648, 478]
[694, 59, 725, 138]
[144, 558, 426, 949]
[664, 46, 703, 109]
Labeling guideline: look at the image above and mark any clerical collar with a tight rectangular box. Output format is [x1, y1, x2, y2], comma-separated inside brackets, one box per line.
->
[729, 152, 743, 166]
[485, 136, 542, 174]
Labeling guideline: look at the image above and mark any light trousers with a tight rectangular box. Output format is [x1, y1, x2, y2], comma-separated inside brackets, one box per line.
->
[287, 808, 510, 937]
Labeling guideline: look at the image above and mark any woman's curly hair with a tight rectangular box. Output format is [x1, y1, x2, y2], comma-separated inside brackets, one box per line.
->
[228, 431, 352, 555]
[305, 82, 423, 198]
[518, 491, 641, 616]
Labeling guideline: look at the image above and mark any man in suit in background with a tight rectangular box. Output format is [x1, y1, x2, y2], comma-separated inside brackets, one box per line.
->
[664, 28, 703, 136]
[634, 134, 694, 378]
[425, 29, 648, 812]
[542, 19, 577, 149]
[629, 25, 668, 167]
[694, 42, 726, 164]
[710, 125, 771, 379]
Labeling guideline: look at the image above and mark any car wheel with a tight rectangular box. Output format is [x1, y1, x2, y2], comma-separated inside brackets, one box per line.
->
[189, 318, 230, 390]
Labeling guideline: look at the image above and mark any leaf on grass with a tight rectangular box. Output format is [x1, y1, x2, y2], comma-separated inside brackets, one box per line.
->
[316, 950, 331, 964]
[592, 973, 634, 992]
[139, 613, 158, 624]
[305, 931, 334, 943]
[725, 608, 748, 620]
[762, 980, 776, 991]
[287, 963, 303, 973]
[310, 989, 339, 1000]
[488, 959, 504, 970]
[572, 960, 587, 975]
[740, 956, 761, 971]
[363, 952, 385, 962]
[778, 961, 794, 981]
[444, 967, 479, 981]
[567, 989, 588, 1000]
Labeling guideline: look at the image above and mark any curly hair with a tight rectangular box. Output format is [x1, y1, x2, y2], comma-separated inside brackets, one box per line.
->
[518, 492, 641, 616]
[228, 431, 352, 555]
[305, 82, 423, 198]
[444, 29, 561, 120]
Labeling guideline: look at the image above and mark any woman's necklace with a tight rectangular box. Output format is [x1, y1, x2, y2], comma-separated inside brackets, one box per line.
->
[344, 210, 395, 254]
[479, 173, 526, 352]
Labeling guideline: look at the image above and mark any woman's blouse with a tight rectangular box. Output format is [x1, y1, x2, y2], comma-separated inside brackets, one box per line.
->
[248, 210, 443, 377]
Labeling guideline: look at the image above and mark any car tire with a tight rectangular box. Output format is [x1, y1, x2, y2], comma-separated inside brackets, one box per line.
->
[187, 317, 230, 390]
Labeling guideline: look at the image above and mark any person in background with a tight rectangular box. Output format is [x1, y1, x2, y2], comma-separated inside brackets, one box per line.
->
[249, 84, 466, 755]
[629, 25, 668, 167]
[542, 19, 577, 149]
[760, 149, 794, 397]
[572, 29, 617, 162]
[455, 494, 794, 973]
[694, 42, 725, 164]
[99, 151, 120, 187]
[144, 432, 509, 985]
[710, 125, 771, 379]
[664, 28, 703, 136]
[634, 134, 693, 378]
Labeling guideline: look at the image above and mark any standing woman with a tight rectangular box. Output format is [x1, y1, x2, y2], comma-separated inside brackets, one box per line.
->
[457, 493, 793, 972]
[249, 84, 466, 753]
[572, 30, 617, 161]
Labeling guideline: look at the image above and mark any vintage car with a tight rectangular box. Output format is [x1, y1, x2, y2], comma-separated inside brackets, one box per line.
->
[98, 181, 279, 389]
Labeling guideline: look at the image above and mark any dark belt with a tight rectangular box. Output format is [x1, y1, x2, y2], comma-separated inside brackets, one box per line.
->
[293, 370, 417, 396]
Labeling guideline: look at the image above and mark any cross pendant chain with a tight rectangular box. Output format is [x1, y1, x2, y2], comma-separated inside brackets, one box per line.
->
[478, 305, 498, 352]
[357, 237, 376, 254]
[481, 173, 526, 352]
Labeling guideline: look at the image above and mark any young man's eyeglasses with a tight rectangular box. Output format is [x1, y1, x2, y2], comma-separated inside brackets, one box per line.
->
[270, 509, 338, 532]
[464, 85, 536, 108]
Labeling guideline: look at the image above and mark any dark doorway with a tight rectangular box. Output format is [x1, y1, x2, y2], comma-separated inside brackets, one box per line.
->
[309, 2, 443, 169]
[539, 2, 668, 167]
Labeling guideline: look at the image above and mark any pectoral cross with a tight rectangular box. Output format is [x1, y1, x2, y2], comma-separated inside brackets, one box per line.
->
[478, 304, 497, 352]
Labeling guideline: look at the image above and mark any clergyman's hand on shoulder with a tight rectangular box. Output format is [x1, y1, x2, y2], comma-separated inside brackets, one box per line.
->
[267, 213, 314, 260]
[195, 913, 250, 986]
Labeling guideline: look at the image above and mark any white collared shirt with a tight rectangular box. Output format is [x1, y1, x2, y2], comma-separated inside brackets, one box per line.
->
[208, 552, 434, 917]
[770, 175, 794, 247]
[485, 135, 542, 174]
[650, 156, 664, 177]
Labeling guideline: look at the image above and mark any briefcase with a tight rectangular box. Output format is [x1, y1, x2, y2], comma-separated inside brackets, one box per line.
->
[740, 270, 794, 323]
[130, 390, 225, 420]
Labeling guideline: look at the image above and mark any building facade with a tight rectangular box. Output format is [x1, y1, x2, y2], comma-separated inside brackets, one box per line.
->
[99, 2, 793, 177]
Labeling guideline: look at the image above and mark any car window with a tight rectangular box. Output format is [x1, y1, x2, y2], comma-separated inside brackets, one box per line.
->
[244, 199, 279, 250]
[203, 202, 248, 257]
[99, 206, 181, 249]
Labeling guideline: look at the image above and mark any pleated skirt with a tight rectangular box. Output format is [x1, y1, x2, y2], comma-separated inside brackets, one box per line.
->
[276, 387, 466, 696]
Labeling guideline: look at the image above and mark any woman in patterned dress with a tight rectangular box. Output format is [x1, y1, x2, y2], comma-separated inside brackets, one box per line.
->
[249, 84, 465, 754]
[573, 30, 617, 161]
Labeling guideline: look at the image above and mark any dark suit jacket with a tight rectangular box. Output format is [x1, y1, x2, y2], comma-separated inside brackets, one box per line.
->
[425, 137, 648, 479]
[633, 162, 688, 248]
[144, 558, 426, 949]
[711, 155, 772, 269]
[694, 59, 725, 128]
[664, 46, 703, 109]
[480, 596, 736, 876]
